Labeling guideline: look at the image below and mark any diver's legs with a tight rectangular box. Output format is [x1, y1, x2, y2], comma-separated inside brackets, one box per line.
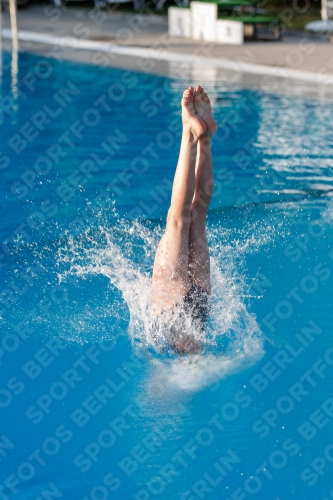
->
[188, 135, 213, 292]
[188, 87, 217, 292]
[152, 87, 207, 312]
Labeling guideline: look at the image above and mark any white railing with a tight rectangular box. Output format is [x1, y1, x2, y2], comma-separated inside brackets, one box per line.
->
[0, 0, 18, 46]
[9, 0, 18, 52]
[0, 0, 19, 97]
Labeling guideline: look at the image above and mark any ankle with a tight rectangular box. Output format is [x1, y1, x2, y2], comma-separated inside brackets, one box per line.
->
[199, 134, 212, 145]
[182, 125, 198, 143]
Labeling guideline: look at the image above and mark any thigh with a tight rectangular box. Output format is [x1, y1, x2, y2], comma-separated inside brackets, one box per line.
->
[152, 220, 192, 312]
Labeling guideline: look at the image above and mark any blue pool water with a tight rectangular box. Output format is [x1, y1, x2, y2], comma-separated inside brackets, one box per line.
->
[1, 51, 333, 500]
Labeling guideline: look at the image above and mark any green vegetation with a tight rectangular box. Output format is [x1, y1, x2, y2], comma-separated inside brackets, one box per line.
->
[261, 0, 321, 30]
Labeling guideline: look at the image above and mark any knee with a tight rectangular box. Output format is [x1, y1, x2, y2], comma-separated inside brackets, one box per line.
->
[167, 208, 191, 230]
[191, 199, 208, 219]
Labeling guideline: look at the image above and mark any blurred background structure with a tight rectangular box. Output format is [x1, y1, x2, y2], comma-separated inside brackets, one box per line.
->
[168, 1, 282, 45]
[0, 0, 331, 32]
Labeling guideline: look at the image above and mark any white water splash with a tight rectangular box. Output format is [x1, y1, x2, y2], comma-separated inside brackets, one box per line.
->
[57, 215, 273, 391]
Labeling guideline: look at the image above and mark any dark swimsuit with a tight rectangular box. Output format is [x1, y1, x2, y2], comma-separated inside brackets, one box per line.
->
[150, 284, 210, 354]
[182, 284, 210, 331]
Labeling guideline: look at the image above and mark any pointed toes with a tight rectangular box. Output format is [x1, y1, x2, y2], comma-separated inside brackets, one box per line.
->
[182, 89, 192, 101]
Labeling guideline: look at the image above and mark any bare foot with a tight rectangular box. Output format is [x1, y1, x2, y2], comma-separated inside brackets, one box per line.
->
[193, 85, 217, 137]
[182, 87, 207, 139]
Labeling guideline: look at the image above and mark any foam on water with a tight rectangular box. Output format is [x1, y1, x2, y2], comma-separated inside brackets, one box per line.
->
[55, 210, 278, 390]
